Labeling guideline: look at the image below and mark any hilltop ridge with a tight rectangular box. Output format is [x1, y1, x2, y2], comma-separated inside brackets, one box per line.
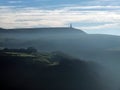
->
[0, 27, 86, 34]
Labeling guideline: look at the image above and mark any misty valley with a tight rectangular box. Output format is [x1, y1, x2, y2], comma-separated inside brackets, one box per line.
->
[0, 27, 120, 90]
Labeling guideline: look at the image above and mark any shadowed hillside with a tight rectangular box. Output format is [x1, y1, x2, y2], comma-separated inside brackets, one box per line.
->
[0, 49, 107, 90]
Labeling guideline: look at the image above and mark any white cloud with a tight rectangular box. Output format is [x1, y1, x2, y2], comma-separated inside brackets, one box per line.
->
[8, 1, 22, 4]
[0, 5, 120, 29]
[80, 23, 120, 35]
[79, 23, 120, 30]
[88, 0, 120, 6]
[63, 6, 120, 10]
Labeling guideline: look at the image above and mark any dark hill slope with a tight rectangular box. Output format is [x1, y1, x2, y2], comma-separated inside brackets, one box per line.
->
[0, 51, 107, 90]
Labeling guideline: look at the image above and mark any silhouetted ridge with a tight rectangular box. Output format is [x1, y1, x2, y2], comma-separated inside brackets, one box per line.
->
[0, 27, 86, 34]
[0, 28, 6, 31]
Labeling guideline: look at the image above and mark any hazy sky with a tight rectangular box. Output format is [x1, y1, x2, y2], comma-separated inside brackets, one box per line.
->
[0, 0, 120, 35]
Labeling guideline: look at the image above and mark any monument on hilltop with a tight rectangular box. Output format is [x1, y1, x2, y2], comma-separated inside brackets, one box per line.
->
[70, 24, 73, 28]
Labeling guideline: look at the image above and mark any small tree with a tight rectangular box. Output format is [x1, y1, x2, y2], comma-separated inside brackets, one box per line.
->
[3, 48, 9, 51]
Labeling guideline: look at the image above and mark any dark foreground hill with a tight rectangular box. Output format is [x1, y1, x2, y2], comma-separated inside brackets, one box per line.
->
[0, 50, 107, 90]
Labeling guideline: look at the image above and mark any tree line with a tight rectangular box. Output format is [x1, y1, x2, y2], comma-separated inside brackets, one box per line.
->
[0, 47, 37, 53]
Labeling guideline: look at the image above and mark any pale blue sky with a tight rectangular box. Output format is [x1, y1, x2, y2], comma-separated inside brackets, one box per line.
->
[0, 0, 120, 35]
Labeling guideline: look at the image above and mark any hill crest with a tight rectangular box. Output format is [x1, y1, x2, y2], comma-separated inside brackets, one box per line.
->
[0, 27, 86, 34]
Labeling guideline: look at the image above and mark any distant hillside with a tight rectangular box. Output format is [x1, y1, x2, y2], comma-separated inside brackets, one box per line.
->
[0, 27, 86, 34]
[1, 27, 120, 61]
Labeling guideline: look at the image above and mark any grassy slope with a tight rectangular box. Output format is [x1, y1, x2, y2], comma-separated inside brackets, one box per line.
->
[0, 51, 105, 90]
